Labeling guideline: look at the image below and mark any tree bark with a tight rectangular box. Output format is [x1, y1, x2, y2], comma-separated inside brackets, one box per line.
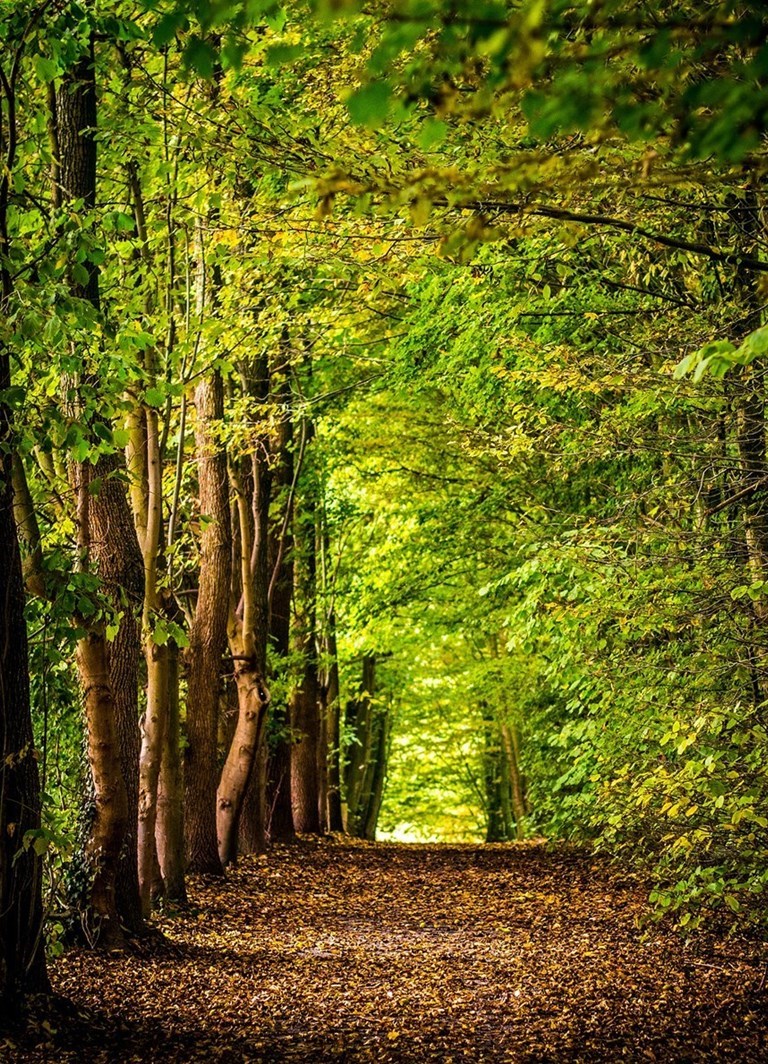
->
[76, 628, 130, 944]
[344, 656, 388, 840]
[217, 356, 272, 864]
[185, 363, 231, 874]
[322, 619, 344, 833]
[57, 43, 143, 939]
[290, 454, 322, 835]
[156, 643, 186, 902]
[238, 742, 268, 854]
[500, 723, 527, 839]
[0, 62, 48, 988]
[266, 383, 296, 841]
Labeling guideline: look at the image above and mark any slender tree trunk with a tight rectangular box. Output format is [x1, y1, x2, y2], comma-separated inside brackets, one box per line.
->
[362, 700, 389, 842]
[500, 723, 527, 838]
[156, 643, 186, 902]
[134, 402, 169, 914]
[323, 620, 344, 833]
[344, 655, 388, 839]
[732, 192, 768, 713]
[290, 456, 322, 835]
[185, 360, 231, 873]
[291, 650, 321, 834]
[266, 384, 295, 841]
[138, 642, 168, 912]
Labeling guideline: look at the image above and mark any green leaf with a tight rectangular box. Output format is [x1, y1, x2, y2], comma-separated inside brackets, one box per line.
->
[266, 43, 305, 66]
[184, 35, 216, 79]
[737, 325, 768, 364]
[417, 119, 447, 150]
[144, 387, 166, 408]
[93, 421, 112, 442]
[71, 262, 90, 287]
[347, 83, 391, 127]
[32, 55, 58, 83]
[152, 11, 187, 47]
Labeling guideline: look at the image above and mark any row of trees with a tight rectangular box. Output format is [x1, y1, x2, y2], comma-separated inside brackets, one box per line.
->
[2, 0, 768, 1007]
[0, 0, 396, 1003]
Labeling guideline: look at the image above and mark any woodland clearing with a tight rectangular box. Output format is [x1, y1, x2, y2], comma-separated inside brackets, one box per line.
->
[7, 839, 768, 1063]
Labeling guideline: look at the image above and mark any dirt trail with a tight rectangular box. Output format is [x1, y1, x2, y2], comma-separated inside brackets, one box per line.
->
[11, 840, 768, 1061]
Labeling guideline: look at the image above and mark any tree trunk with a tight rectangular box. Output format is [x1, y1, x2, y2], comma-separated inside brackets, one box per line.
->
[290, 456, 322, 835]
[266, 383, 296, 841]
[185, 361, 231, 874]
[344, 656, 388, 839]
[217, 659, 269, 863]
[238, 742, 268, 855]
[86, 460, 144, 934]
[138, 642, 168, 913]
[156, 643, 186, 903]
[362, 699, 389, 842]
[323, 620, 344, 833]
[57, 44, 143, 939]
[0, 458, 48, 1000]
[291, 651, 321, 834]
[482, 702, 505, 841]
[76, 629, 129, 944]
[0, 44, 48, 1000]
[732, 192, 768, 712]
[217, 358, 272, 864]
[500, 723, 527, 838]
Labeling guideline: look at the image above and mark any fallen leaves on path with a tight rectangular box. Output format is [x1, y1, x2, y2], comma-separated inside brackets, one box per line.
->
[9, 840, 768, 1061]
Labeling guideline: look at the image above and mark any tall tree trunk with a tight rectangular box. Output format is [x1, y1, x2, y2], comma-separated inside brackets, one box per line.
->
[290, 450, 322, 835]
[185, 367, 231, 874]
[94, 470, 145, 935]
[217, 356, 272, 864]
[483, 712, 505, 843]
[76, 625, 130, 943]
[56, 43, 143, 941]
[322, 619, 344, 833]
[362, 700, 389, 842]
[732, 191, 768, 710]
[185, 217, 232, 874]
[266, 384, 296, 841]
[500, 723, 527, 838]
[290, 647, 321, 834]
[0, 59, 48, 988]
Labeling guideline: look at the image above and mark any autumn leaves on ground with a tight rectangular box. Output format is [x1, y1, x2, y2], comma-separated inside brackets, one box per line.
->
[11, 840, 766, 1063]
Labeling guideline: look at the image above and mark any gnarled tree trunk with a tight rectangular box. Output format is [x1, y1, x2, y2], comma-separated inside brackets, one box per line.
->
[217, 364, 272, 864]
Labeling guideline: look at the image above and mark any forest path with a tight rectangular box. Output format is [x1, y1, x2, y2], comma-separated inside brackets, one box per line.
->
[34, 841, 768, 1060]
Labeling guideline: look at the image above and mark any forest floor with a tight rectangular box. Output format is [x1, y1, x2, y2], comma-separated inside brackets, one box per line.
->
[7, 839, 768, 1062]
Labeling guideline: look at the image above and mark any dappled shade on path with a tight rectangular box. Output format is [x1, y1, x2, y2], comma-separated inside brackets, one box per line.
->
[17, 840, 768, 1061]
